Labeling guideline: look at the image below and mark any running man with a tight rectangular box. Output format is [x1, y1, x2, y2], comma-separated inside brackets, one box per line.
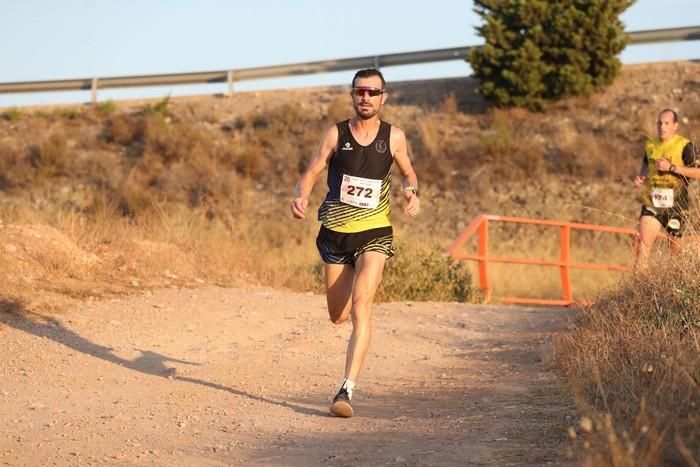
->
[634, 108, 697, 266]
[290, 69, 420, 418]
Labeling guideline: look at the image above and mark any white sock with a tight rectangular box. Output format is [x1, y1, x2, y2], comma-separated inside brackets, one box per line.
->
[339, 378, 355, 399]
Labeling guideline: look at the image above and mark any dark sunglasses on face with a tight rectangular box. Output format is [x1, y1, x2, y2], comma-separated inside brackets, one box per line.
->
[352, 87, 384, 98]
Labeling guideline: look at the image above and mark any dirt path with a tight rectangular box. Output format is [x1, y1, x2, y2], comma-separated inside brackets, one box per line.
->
[0, 287, 577, 466]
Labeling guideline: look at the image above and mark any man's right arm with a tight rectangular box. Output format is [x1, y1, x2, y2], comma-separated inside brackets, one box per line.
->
[291, 125, 338, 219]
[634, 153, 648, 188]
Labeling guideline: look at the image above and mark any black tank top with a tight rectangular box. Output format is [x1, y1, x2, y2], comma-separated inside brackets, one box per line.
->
[317, 120, 393, 232]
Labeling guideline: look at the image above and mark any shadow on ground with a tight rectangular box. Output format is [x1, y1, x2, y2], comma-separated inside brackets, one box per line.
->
[0, 298, 326, 417]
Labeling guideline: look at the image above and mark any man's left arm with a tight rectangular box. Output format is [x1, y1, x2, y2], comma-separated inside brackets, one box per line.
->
[391, 126, 420, 217]
[682, 141, 697, 167]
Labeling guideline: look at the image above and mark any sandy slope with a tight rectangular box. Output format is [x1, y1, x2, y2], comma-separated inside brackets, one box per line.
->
[1, 287, 576, 466]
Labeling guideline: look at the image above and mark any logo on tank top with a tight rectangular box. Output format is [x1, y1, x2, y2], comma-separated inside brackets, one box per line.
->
[375, 140, 387, 153]
[341, 142, 354, 151]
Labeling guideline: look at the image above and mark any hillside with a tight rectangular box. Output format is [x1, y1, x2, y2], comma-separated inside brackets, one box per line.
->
[0, 61, 699, 311]
[3, 62, 699, 225]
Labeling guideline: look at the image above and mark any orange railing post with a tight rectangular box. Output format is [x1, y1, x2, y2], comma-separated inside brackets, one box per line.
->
[449, 214, 639, 306]
[478, 218, 491, 302]
[559, 224, 572, 303]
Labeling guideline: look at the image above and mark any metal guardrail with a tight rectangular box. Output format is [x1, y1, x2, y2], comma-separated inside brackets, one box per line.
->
[0, 26, 698, 103]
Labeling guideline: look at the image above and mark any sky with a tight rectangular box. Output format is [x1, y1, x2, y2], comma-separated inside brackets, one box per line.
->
[0, 0, 699, 108]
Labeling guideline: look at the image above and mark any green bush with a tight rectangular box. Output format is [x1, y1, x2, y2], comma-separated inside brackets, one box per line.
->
[146, 96, 172, 116]
[58, 107, 80, 120]
[469, 0, 633, 110]
[97, 100, 116, 115]
[377, 240, 475, 302]
[309, 241, 475, 303]
[2, 108, 22, 121]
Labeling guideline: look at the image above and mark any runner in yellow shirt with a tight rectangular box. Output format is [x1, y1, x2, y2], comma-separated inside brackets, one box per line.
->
[634, 108, 697, 266]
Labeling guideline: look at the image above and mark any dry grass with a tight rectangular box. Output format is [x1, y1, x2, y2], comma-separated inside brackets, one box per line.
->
[0, 64, 697, 311]
[556, 253, 700, 466]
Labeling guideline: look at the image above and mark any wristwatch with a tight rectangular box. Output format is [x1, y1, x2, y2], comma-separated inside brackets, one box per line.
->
[669, 164, 677, 173]
[403, 186, 419, 197]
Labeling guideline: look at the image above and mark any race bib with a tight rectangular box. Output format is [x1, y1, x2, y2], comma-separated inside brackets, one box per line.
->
[651, 187, 674, 208]
[340, 174, 381, 209]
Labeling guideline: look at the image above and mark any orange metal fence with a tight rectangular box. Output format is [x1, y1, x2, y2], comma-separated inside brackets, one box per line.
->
[448, 214, 639, 306]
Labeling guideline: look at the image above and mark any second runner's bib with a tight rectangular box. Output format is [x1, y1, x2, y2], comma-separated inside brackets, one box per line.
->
[650, 187, 674, 208]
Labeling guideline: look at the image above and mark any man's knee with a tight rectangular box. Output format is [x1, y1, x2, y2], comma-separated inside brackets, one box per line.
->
[330, 313, 349, 325]
[328, 301, 351, 325]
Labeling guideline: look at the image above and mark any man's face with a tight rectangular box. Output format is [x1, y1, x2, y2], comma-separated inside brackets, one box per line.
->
[351, 76, 386, 120]
[656, 111, 678, 142]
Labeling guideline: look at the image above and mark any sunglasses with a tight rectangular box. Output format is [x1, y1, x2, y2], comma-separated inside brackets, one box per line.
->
[351, 87, 384, 98]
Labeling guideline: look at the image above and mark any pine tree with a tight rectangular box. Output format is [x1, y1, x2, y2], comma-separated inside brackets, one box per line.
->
[469, 0, 634, 111]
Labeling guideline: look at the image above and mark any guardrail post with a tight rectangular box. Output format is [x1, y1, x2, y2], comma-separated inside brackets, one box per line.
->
[560, 225, 572, 303]
[478, 219, 491, 302]
[90, 78, 99, 104]
[226, 71, 234, 97]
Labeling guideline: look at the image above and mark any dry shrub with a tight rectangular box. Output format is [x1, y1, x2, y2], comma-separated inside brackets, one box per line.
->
[556, 254, 699, 466]
[477, 121, 515, 156]
[475, 111, 546, 181]
[232, 143, 267, 178]
[115, 152, 162, 215]
[550, 124, 612, 178]
[416, 117, 442, 158]
[0, 141, 32, 189]
[326, 95, 350, 123]
[144, 115, 182, 161]
[258, 102, 305, 131]
[28, 134, 71, 178]
[105, 113, 144, 146]
[440, 92, 458, 116]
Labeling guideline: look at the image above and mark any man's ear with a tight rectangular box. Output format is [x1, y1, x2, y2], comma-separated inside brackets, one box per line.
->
[381, 92, 388, 105]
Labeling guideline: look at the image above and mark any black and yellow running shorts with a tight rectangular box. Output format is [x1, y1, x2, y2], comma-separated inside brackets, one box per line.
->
[640, 205, 686, 238]
[316, 225, 394, 265]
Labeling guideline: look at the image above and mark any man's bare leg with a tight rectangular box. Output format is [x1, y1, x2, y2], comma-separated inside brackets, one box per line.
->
[329, 251, 386, 417]
[669, 236, 683, 256]
[325, 263, 354, 324]
[344, 251, 386, 381]
[637, 215, 662, 270]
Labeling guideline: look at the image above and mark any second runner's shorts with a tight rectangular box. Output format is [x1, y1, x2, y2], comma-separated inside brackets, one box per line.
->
[640, 205, 686, 238]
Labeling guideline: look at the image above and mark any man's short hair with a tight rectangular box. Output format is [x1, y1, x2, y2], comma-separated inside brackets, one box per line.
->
[352, 69, 386, 89]
[659, 108, 679, 123]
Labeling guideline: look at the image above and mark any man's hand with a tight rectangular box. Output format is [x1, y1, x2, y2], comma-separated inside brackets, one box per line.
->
[291, 197, 309, 219]
[633, 175, 646, 189]
[654, 158, 671, 172]
[403, 192, 420, 217]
